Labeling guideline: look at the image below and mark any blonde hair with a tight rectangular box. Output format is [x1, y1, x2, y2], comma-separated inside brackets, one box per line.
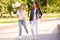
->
[19, 4, 24, 10]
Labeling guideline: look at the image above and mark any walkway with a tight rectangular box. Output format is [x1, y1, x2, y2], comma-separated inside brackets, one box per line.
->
[0, 19, 60, 40]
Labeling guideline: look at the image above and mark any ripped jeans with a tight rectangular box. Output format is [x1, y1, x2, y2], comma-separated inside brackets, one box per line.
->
[30, 20, 38, 36]
[18, 20, 28, 36]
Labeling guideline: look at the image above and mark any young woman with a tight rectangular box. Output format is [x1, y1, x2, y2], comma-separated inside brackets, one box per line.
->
[16, 4, 28, 39]
[29, 2, 42, 37]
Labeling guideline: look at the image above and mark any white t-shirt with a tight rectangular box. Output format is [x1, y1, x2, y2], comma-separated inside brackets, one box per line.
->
[16, 10, 27, 20]
[34, 8, 36, 20]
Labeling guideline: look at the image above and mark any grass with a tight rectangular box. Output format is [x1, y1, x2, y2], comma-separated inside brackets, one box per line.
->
[0, 13, 60, 24]
[0, 18, 18, 24]
[42, 13, 60, 20]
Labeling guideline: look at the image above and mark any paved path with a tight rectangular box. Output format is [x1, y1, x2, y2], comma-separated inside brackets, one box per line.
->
[0, 19, 60, 40]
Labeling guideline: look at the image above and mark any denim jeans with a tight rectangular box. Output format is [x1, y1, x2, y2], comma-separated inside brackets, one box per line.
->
[18, 20, 28, 36]
[30, 20, 38, 36]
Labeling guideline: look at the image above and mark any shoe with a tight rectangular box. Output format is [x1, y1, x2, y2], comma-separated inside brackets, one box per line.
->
[34, 37, 38, 40]
[31, 36, 38, 40]
[15, 36, 21, 40]
[19, 36, 21, 39]
[31, 35, 35, 40]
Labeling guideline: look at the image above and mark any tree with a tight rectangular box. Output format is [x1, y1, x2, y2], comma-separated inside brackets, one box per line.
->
[7, 0, 14, 17]
[47, 0, 60, 13]
[0, 0, 7, 17]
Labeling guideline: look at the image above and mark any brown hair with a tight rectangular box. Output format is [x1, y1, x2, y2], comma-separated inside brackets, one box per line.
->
[33, 2, 40, 9]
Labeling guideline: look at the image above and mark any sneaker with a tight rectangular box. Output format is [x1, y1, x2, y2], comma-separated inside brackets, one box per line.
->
[34, 37, 38, 40]
[31, 35, 35, 40]
[34, 34, 38, 39]
[31, 36, 38, 40]
[19, 36, 21, 39]
[15, 36, 21, 40]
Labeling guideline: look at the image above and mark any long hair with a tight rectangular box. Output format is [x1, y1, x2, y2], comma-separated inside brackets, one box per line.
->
[18, 4, 24, 10]
[33, 2, 40, 9]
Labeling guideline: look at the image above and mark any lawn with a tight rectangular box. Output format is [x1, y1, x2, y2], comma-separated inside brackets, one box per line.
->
[42, 13, 60, 19]
[0, 13, 60, 24]
[0, 18, 18, 24]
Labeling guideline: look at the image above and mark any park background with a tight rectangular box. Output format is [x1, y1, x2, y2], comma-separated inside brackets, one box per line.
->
[0, 0, 60, 24]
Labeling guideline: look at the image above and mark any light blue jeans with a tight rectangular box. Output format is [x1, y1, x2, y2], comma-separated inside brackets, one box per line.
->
[18, 20, 28, 36]
[30, 20, 38, 36]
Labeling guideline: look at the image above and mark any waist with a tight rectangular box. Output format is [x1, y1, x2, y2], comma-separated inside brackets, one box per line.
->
[18, 19, 25, 20]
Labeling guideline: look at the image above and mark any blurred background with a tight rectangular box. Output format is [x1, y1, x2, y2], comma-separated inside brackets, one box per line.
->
[0, 0, 60, 24]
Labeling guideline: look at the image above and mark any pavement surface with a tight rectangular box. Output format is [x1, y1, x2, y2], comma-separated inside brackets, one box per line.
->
[0, 19, 60, 40]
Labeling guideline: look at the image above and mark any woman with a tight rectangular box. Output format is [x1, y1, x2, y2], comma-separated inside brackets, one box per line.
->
[16, 4, 28, 39]
[29, 2, 42, 37]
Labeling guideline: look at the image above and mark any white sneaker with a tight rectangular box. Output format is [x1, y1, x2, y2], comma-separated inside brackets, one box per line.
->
[16, 36, 21, 40]
[34, 37, 38, 40]
[31, 35, 35, 39]
[19, 36, 21, 39]
[31, 36, 38, 40]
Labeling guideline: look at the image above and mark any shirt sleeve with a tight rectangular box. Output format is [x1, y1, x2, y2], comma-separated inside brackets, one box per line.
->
[24, 10, 27, 18]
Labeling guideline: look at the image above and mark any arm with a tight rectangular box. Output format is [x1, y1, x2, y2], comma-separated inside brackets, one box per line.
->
[38, 9, 42, 18]
[24, 11, 27, 18]
[29, 10, 32, 21]
[16, 14, 19, 18]
[39, 9, 42, 17]
[16, 10, 19, 18]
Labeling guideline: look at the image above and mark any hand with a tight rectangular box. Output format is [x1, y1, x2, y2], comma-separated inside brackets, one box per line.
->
[37, 14, 41, 17]
[29, 21, 31, 24]
[16, 15, 19, 18]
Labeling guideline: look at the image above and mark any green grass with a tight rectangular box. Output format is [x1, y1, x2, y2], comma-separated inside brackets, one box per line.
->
[42, 13, 60, 20]
[0, 18, 18, 24]
[43, 13, 60, 17]
[0, 13, 60, 24]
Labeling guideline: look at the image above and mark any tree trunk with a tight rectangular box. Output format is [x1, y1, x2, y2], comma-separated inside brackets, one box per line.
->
[1, 13, 3, 18]
[9, 12, 12, 18]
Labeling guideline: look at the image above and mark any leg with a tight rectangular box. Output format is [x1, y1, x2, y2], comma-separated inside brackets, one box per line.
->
[30, 21, 35, 36]
[22, 20, 28, 34]
[35, 20, 38, 35]
[18, 20, 22, 36]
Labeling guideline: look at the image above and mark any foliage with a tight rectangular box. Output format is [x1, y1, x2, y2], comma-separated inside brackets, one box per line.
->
[47, 0, 60, 13]
[0, 0, 60, 18]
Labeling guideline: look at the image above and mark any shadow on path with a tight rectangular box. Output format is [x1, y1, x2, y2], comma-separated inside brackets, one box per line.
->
[0, 33, 60, 40]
